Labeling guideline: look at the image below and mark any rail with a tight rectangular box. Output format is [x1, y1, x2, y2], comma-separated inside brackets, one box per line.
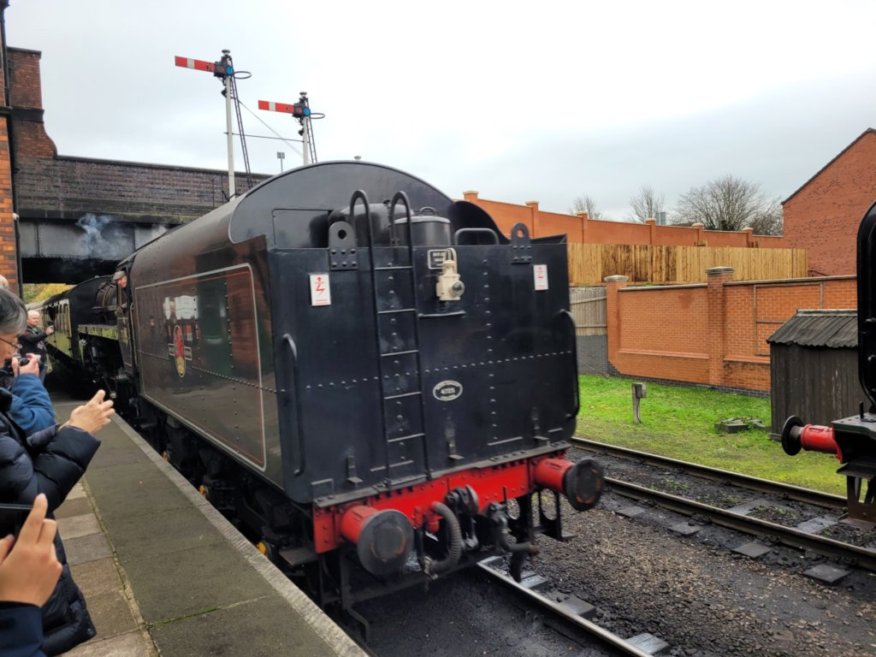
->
[477, 558, 653, 657]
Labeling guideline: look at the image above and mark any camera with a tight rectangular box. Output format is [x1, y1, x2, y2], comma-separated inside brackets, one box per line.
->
[0, 503, 32, 536]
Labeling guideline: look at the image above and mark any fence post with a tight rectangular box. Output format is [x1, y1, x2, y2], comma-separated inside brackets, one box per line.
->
[706, 266, 734, 386]
[576, 211, 589, 243]
[645, 217, 657, 245]
[604, 275, 629, 374]
[525, 200, 539, 238]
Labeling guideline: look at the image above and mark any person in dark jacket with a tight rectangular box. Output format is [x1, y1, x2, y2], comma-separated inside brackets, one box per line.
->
[0, 288, 114, 655]
[18, 312, 53, 383]
[0, 494, 62, 657]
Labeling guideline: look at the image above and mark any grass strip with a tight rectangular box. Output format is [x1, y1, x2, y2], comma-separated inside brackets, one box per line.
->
[575, 374, 844, 496]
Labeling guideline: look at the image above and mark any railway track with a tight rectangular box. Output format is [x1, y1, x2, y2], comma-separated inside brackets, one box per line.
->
[476, 558, 660, 657]
[572, 437, 876, 572]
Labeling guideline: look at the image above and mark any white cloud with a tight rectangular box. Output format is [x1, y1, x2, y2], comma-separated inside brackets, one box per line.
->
[7, 0, 876, 218]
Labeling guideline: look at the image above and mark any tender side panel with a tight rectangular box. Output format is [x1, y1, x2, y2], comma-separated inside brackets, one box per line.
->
[135, 265, 270, 472]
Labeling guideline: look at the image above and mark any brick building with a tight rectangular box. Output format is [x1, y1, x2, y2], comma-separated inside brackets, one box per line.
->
[783, 128, 876, 276]
[0, 10, 16, 290]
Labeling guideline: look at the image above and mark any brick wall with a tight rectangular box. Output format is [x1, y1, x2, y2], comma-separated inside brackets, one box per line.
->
[0, 39, 18, 289]
[605, 270, 857, 392]
[15, 156, 252, 223]
[783, 129, 876, 276]
[0, 114, 16, 290]
[462, 191, 789, 249]
[7, 48, 56, 160]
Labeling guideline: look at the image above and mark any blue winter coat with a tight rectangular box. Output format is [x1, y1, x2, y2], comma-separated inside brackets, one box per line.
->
[7, 376, 55, 437]
[0, 392, 100, 656]
[0, 603, 46, 657]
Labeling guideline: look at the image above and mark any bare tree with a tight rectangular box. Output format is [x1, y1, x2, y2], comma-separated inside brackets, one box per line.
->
[746, 198, 784, 236]
[630, 185, 665, 223]
[571, 195, 601, 219]
[674, 175, 783, 235]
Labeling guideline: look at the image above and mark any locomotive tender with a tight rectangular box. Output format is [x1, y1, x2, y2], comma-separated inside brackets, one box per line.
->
[40, 161, 603, 609]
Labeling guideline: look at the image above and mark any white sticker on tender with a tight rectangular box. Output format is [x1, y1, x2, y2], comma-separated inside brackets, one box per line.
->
[309, 273, 331, 306]
[533, 264, 549, 291]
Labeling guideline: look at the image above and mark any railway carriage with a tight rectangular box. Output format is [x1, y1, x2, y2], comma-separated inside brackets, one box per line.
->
[40, 161, 603, 613]
[35, 275, 123, 390]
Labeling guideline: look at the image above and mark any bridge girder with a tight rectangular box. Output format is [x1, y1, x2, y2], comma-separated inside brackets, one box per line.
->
[18, 216, 173, 284]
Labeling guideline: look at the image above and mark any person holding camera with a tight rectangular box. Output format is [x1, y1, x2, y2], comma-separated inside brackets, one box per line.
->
[18, 312, 53, 383]
[1, 355, 55, 437]
[0, 494, 62, 657]
[0, 288, 114, 655]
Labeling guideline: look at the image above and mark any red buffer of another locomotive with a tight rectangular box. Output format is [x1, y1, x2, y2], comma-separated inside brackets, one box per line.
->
[781, 416, 842, 461]
[782, 200, 876, 525]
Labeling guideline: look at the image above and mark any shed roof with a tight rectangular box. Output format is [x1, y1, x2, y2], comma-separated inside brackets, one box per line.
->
[767, 310, 857, 348]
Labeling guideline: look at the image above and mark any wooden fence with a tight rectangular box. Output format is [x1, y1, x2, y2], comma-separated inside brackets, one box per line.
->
[569, 287, 606, 337]
[570, 287, 608, 375]
[567, 243, 808, 285]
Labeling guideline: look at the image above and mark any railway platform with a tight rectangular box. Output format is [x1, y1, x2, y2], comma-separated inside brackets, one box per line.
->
[49, 397, 365, 657]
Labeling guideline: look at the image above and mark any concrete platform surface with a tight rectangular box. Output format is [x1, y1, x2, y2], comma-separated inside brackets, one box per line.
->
[52, 400, 365, 657]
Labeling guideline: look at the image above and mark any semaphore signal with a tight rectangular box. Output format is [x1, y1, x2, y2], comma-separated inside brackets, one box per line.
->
[175, 50, 253, 198]
[258, 92, 324, 166]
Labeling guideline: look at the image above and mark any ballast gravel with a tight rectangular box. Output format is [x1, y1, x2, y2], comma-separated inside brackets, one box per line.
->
[536, 505, 876, 657]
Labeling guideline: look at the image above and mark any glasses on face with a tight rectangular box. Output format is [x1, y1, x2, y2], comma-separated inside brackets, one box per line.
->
[0, 336, 20, 352]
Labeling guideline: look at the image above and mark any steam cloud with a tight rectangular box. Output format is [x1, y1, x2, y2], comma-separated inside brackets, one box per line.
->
[75, 213, 134, 260]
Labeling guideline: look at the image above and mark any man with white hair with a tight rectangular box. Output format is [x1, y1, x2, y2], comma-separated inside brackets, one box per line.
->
[19, 310, 54, 382]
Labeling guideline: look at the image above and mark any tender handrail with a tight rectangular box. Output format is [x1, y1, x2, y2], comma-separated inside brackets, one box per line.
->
[281, 333, 306, 475]
[557, 310, 580, 419]
[348, 189, 373, 247]
[389, 191, 414, 250]
[454, 228, 499, 245]
[418, 310, 466, 319]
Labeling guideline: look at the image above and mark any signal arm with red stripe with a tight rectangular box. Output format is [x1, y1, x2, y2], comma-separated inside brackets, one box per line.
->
[174, 55, 233, 79]
[259, 99, 310, 118]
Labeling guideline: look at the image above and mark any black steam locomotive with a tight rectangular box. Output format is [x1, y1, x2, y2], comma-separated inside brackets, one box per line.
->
[39, 161, 603, 613]
[782, 200, 876, 524]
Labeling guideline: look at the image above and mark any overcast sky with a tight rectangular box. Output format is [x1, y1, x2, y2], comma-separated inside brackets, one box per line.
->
[7, 1, 876, 220]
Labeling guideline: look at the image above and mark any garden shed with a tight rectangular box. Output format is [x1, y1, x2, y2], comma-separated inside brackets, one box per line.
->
[768, 310, 867, 439]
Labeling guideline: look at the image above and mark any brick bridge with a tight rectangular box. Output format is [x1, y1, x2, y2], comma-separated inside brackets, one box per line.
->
[0, 40, 266, 288]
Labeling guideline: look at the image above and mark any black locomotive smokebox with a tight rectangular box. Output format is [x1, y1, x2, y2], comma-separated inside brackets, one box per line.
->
[564, 459, 605, 511]
[358, 509, 414, 577]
